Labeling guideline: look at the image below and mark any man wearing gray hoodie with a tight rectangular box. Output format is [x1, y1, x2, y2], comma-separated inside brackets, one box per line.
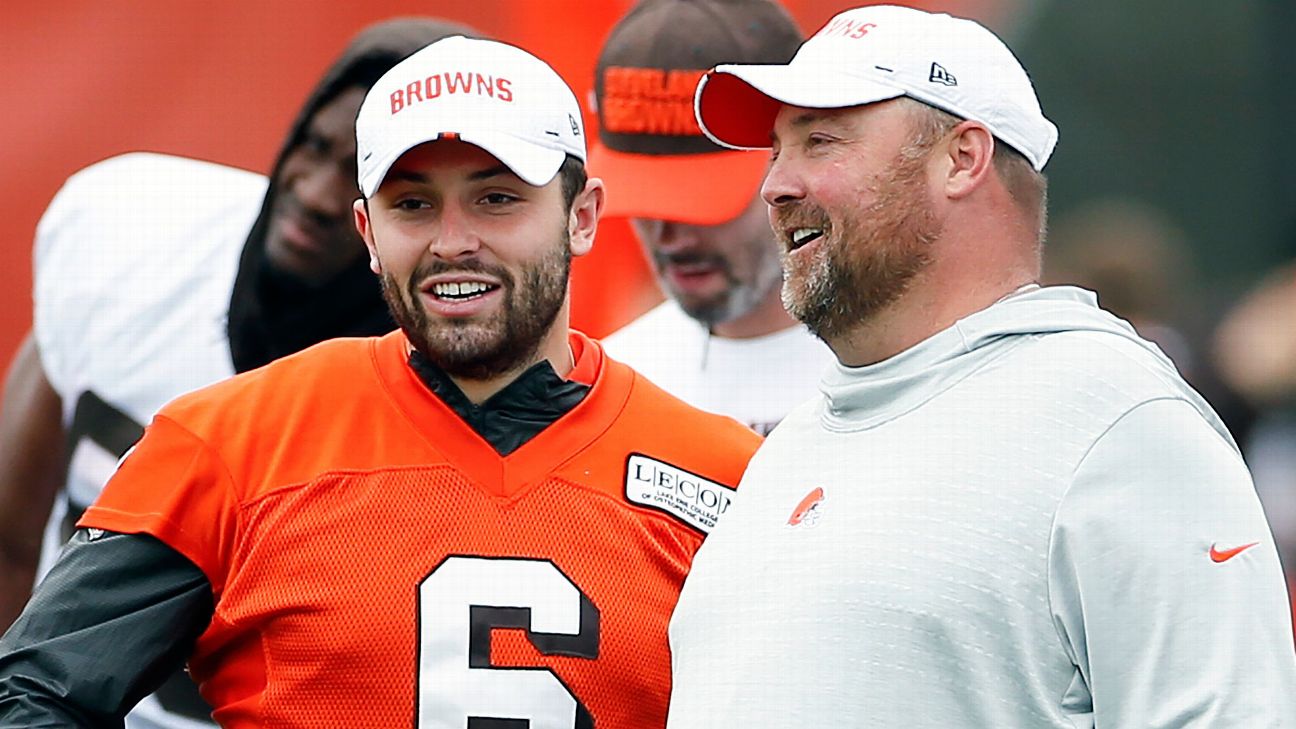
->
[667, 5, 1296, 727]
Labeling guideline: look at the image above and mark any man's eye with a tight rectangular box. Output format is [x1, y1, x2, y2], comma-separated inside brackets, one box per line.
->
[301, 133, 331, 156]
[394, 198, 429, 211]
[806, 134, 834, 148]
[481, 193, 518, 206]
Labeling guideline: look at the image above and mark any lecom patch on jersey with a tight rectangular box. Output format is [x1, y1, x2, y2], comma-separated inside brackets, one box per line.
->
[624, 454, 735, 534]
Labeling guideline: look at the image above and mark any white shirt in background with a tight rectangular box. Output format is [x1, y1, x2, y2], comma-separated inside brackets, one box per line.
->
[602, 300, 833, 434]
[33, 152, 265, 729]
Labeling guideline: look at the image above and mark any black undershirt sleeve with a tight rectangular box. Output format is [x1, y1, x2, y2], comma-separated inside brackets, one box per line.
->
[0, 529, 215, 728]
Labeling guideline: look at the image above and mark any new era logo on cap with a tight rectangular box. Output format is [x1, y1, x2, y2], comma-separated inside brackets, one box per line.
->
[354, 36, 586, 197]
[929, 62, 957, 86]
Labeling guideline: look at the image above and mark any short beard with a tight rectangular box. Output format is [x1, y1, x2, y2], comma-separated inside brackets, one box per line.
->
[382, 231, 571, 381]
[655, 246, 783, 327]
[776, 145, 941, 342]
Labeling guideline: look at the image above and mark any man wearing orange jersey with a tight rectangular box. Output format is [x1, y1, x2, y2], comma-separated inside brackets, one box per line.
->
[0, 36, 760, 728]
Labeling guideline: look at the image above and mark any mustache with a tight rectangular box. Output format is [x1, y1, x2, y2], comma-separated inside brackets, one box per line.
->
[410, 258, 515, 289]
[652, 251, 729, 270]
[771, 202, 832, 234]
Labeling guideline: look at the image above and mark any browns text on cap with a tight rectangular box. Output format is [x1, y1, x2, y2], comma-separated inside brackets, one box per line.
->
[356, 36, 586, 198]
[590, 0, 802, 224]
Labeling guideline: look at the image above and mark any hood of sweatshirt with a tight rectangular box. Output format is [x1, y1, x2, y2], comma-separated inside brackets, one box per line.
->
[818, 285, 1222, 438]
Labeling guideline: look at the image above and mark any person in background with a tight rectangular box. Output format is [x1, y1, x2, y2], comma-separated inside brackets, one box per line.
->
[1044, 197, 1257, 442]
[668, 5, 1296, 725]
[593, 0, 832, 435]
[0, 17, 477, 729]
[1213, 246, 1296, 632]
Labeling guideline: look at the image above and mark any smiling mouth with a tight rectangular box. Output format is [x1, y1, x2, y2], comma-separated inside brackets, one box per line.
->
[788, 227, 825, 251]
[279, 215, 323, 250]
[428, 281, 501, 301]
[666, 261, 718, 276]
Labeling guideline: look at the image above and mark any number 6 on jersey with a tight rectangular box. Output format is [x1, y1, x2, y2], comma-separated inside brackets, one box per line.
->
[418, 556, 600, 728]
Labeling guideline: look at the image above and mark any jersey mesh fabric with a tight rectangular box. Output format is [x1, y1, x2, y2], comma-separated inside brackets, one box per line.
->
[81, 332, 762, 728]
[194, 465, 698, 728]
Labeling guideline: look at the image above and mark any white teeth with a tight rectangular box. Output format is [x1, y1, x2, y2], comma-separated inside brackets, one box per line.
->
[791, 228, 824, 247]
[432, 281, 492, 298]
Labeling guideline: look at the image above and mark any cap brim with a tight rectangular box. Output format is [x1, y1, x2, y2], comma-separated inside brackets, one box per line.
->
[696, 64, 905, 150]
[360, 129, 569, 197]
[589, 141, 767, 225]
[462, 130, 570, 187]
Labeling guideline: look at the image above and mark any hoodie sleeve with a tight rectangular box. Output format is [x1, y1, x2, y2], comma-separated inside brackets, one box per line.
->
[1048, 397, 1296, 727]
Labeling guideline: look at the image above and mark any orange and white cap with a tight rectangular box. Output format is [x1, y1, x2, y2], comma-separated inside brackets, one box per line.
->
[589, 0, 802, 225]
[695, 4, 1058, 171]
[356, 36, 585, 197]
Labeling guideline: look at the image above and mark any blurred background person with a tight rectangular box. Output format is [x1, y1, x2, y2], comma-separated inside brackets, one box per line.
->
[0, 17, 476, 729]
[592, 0, 833, 434]
[1046, 198, 1296, 628]
[1213, 236, 1296, 629]
[1045, 199, 1196, 367]
[1044, 197, 1257, 442]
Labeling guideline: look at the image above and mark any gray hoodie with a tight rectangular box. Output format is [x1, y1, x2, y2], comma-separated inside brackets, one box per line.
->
[669, 284, 1296, 728]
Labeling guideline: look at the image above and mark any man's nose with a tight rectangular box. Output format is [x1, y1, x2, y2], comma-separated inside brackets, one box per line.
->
[294, 163, 354, 220]
[761, 154, 805, 209]
[635, 219, 703, 251]
[427, 203, 481, 259]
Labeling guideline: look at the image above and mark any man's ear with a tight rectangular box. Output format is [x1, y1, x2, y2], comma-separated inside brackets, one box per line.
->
[567, 177, 605, 258]
[940, 121, 995, 200]
[353, 198, 381, 275]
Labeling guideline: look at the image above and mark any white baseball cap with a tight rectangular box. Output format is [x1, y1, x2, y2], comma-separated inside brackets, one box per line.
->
[694, 5, 1057, 170]
[356, 36, 586, 197]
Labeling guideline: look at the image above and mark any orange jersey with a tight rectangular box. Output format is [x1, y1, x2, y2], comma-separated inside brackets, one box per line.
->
[80, 330, 761, 729]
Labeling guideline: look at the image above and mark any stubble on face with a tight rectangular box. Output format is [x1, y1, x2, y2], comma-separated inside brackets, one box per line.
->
[381, 228, 572, 381]
[774, 143, 942, 342]
[639, 199, 786, 328]
[651, 238, 783, 327]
